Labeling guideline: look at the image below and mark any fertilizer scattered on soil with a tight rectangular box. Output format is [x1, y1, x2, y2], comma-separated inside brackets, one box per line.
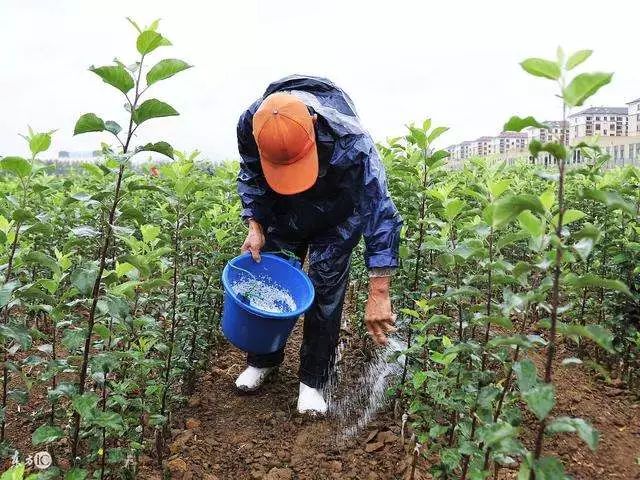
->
[232, 277, 297, 314]
[328, 337, 405, 440]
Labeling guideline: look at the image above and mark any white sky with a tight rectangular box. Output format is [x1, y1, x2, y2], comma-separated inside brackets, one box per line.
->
[1, 1, 638, 161]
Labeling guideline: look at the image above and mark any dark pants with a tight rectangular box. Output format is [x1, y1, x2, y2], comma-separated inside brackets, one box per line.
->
[247, 235, 353, 389]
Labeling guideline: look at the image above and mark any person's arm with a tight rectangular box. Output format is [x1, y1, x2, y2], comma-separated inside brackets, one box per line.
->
[356, 138, 403, 345]
[237, 106, 274, 261]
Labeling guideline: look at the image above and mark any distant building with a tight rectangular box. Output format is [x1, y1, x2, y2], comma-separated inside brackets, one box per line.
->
[526, 121, 569, 145]
[627, 98, 640, 136]
[56, 150, 102, 163]
[473, 136, 495, 157]
[492, 132, 528, 153]
[568, 107, 628, 140]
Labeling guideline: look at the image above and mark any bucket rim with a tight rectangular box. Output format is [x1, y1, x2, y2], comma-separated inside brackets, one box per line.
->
[222, 252, 315, 319]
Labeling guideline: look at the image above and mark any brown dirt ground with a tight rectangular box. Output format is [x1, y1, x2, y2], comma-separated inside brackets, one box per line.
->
[137, 324, 413, 480]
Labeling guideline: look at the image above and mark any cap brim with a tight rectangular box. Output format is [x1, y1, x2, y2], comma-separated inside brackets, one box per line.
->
[261, 145, 318, 195]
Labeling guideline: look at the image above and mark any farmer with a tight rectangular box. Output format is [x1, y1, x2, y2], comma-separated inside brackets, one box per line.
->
[235, 75, 402, 415]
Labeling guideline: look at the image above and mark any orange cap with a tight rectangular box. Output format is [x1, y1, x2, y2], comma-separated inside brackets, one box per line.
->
[252, 93, 318, 195]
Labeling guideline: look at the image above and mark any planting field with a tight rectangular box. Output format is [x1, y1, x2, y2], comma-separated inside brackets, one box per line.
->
[1, 19, 640, 480]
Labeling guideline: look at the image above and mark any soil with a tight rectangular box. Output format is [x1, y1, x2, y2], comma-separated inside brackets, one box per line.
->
[139, 330, 640, 480]
[138, 325, 412, 480]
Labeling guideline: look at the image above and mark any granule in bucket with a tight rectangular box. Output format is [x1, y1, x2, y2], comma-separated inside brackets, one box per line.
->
[231, 277, 297, 314]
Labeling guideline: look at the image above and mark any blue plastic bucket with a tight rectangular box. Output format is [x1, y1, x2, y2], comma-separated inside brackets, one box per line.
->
[221, 253, 315, 354]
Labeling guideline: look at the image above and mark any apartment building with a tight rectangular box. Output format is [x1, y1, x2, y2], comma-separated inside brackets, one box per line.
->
[568, 107, 628, 140]
[446, 132, 528, 164]
[526, 121, 569, 145]
[627, 98, 640, 136]
[493, 132, 528, 153]
[474, 136, 495, 157]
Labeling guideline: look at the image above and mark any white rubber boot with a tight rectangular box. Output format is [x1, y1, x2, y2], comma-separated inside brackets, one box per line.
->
[235, 366, 275, 392]
[297, 382, 328, 416]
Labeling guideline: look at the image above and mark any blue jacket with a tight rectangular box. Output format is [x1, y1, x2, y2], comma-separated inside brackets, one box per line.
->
[236, 75, 402, 270]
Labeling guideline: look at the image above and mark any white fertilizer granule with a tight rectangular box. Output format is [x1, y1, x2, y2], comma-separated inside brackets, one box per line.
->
[232, 278, 297, 314]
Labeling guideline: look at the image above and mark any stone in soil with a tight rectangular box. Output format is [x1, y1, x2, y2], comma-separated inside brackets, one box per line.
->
[376, 430, 398, 444]
[166, 457, 188, 479]
[185, 417, 201, 429]
[264, 467, 294, 480]
[170, 430, 194, 454]
[365, 441, 385, 453]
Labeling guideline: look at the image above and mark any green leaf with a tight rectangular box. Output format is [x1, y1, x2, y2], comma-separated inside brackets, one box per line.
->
[140, 224, 161, 243]
[64, 468, 88, 480]
[565, 273, 632, 296]
[489, 179, 511, 198]
[513, 359, 538, 393]
[146, 59, 192, 85]
[522, 384, 555, 420]
[539, 189, 555, 211]
[572, 237, 594, 261]
[91, 410, 123, 430]
[32, 424, 64, 445]
[136, 141, 174, 159]
[520, 58, 561, 80]
[407, 126, 427, 148]
[0, 324, 32, 349]
[582, 188, 636, 215]
[574, 222, 601, 242]
[533, 456, 567, 480]
[412, 371, 428, 389]
[484, 315, 513, 329]
[552, 321, 615, 352]
[444, 198, 465, 221]
[478, 422, 518, 448]
[110, 280, 141, 297]
[427, 126, 449, 144]
[572, 223, 601, 260]
[542, 142, 567, 161]
[133, 99, 179, 125]
[89, 65, 134, 94]
[547, 416, 599, 450]
[1, 464, 25, 480]
[566, 49, 592, 70]
[518, 211, 545, 238]
[493, 194, 546, 227]
[28, 132, 53, 156]
[105, 121, 122, 136]
[584, 324, 615, 353]
[563, 72, 613, 107]
[23, 251, 59, 273]
[70, 265, 98, 296]
[503, 116, 548, 132]
[136, 30, 171, 55]
[0, 281, 19, 308]
[74, 113, 105, 135]
[72, 392, 99, 419]
[1, 156, 32, 178]
[552, 208, 585, 227]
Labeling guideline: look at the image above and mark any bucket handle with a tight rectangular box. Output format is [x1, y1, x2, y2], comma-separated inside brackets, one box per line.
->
[231, 250, 302, 274]
[266, 249, 302, 269]
[239, 249, 303, 270]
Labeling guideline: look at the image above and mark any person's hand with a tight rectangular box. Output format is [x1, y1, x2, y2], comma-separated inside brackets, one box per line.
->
[364, 276, 397, 346]
[241, 219, 265, 262]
